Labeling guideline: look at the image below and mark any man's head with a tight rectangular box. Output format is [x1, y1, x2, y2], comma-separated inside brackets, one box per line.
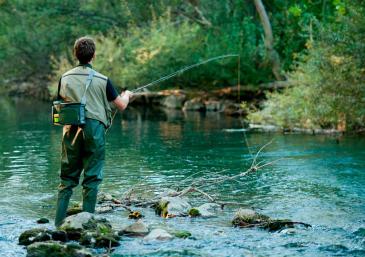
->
[73, 37, 96, 64]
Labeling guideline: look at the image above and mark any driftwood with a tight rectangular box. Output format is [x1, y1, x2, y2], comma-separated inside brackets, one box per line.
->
[118, 140, 283, 210]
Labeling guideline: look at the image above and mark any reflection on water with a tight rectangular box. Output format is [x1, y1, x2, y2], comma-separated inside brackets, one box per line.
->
[0, 97, 364, 257]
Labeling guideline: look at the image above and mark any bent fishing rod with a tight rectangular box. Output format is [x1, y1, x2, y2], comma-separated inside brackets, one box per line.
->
[106, 53, 240, 133]
[131, 54, 239, 93]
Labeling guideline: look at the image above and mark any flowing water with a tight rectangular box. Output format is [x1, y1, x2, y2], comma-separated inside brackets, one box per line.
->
[0, 97, 364, 256]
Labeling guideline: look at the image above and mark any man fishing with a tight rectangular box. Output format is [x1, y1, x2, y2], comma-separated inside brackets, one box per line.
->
[54, 36, 133, 227]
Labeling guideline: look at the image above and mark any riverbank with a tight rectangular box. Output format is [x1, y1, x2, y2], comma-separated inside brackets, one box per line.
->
[4, 81, 362, 135]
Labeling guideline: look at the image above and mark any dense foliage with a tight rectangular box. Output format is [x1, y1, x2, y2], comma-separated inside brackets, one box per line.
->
[1, 0, 336, 88]
[1, 0, 363, 130]
[248, 1, 365, 131]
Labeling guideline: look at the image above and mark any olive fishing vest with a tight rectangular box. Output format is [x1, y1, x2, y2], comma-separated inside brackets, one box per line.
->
[59, 66, 112, 127]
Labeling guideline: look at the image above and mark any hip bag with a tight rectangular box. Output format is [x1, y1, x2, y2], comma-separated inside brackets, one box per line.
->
[52, 69, 95, 126]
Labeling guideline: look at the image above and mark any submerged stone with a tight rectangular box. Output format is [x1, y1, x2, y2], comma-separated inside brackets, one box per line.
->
[188, 208, 201, 217]
[173, 230, 192, 239]
[119, 220, 149, 237]
[190, 203, 221, 218]
[144, 229, 174, 241]
[155, 196, 191, 217]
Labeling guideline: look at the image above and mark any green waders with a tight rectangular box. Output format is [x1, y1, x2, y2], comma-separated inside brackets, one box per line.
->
[55, 119, 105, 227]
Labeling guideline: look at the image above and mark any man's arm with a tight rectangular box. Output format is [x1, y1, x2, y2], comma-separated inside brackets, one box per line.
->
[106, 79, 133, 111]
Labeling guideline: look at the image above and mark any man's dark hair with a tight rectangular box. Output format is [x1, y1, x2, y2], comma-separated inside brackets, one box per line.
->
[73, 37, 96, 64]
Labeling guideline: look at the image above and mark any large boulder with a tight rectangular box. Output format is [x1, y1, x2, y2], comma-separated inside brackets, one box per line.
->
[232, 208, 311, 232]
[118, 220, 149, 237]
[161, 95, 186, 109]
[26, 241, 93, 257]
[60, 212, 94, 230]
[155, 196, 191, 217]
[143, 229, 174, 242]
[232, 208, 270, 227]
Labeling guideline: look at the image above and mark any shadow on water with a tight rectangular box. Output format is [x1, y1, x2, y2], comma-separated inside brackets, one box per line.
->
[0, 98, 364, 256]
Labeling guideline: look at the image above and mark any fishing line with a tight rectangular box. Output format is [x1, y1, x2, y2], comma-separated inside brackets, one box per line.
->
[106, 54, 240, 133]
[132, 54, 239, 93]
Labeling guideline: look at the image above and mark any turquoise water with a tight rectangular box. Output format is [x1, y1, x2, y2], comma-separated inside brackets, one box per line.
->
[0, 97, 364, 256]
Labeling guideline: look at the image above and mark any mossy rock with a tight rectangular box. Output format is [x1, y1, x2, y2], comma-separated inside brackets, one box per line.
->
[51, 231, 68, 242]
[173, 230, 192, 239]
[61, 227, 83, 241]
[261, 219, 294, 232]
[153, 200, 169, 217]
[19, 228, 52, 246]
[188, 208, 201, 217]
[94, 234, 120, 248]
[82, 218, 112, 234]
[232, 208, 270, 227]
[26, 241, 93, 257]
[79, 232, 97, 246]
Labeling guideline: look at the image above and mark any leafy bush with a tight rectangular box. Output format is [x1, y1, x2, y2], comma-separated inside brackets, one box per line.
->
[248, 1, 365, 131]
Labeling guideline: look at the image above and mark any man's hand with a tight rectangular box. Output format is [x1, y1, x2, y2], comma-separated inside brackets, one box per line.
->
[113, 90, 133, 111]
[121, 90, 133, 99]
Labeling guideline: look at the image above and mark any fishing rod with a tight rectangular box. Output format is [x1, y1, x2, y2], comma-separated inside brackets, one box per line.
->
[131, 54, 239, 93]
[106, 54, 240, 133]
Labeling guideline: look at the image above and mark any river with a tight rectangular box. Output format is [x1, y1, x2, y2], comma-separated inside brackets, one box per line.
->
[0, 97, 364, 256]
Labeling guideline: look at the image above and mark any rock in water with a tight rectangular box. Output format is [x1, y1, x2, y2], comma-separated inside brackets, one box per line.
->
[156, 196, 191, 217]
[60, 212, 94, 230]
[19, 228, 52, 246]
[98, 192, 114, 202]
[232, 208, 311, 232]
[36, 218, 49, 224]
[173, 230, 192, 239]
[144, 229, 174, 241]
[183, 98, 205, 111]
[95, 205, 113, 214]
[119, 220, 149, 237]
[205, 100, 223, 112]
[232, 208, 270, 227]
[190, 203, 221, 217]
[161, 95, 186, 109]
[188, 208, 201, 217]
[26, 241, 93, 257]
[51, 231, 68, 242]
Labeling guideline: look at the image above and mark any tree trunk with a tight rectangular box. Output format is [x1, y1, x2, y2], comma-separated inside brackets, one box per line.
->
[253, 0, 284, 81]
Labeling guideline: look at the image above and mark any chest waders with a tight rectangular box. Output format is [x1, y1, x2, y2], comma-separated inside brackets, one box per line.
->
[55, 69, 106, 227]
